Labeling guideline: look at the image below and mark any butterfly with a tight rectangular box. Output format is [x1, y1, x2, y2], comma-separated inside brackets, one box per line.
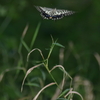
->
[35, 6, 75, 20]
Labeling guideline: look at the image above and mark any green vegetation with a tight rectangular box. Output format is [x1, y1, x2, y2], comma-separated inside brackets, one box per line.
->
[0, 0, 100, 100]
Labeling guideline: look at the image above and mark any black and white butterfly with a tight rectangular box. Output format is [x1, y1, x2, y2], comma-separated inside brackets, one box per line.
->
[35, 6, 75, 20]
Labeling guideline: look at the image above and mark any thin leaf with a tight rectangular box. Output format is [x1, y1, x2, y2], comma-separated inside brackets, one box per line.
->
[30, 22, 41, 49]
[18, 24, 29, 53]
[33, 82, 56, 100]
[53, 43, 65, 48]
[58, 89, 70, 98]
[22, 40, 30, 52]
[27, 48, 44, 62]
[25, 82, 40, 87]
[47, 40, 57, 59]
[64, 88, 84, 100]
[21, 63, 43, 92]
[57, 98, 68, 100]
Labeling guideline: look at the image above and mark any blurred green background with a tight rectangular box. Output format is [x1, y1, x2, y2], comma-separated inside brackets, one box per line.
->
[0, 0, 100, 100]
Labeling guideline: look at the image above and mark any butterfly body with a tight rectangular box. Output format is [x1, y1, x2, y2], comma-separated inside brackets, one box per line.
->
[35, 6, 75, 20]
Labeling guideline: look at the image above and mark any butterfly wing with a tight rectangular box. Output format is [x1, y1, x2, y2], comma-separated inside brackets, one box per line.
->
[35, 6, 52, 19]
[35, 6, 53, 14]
[35, 6, 75, 20]
[54, 9, 75, 16]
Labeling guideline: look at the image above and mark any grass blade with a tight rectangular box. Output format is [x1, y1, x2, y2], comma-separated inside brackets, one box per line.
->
[30, 22, 41, 49]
